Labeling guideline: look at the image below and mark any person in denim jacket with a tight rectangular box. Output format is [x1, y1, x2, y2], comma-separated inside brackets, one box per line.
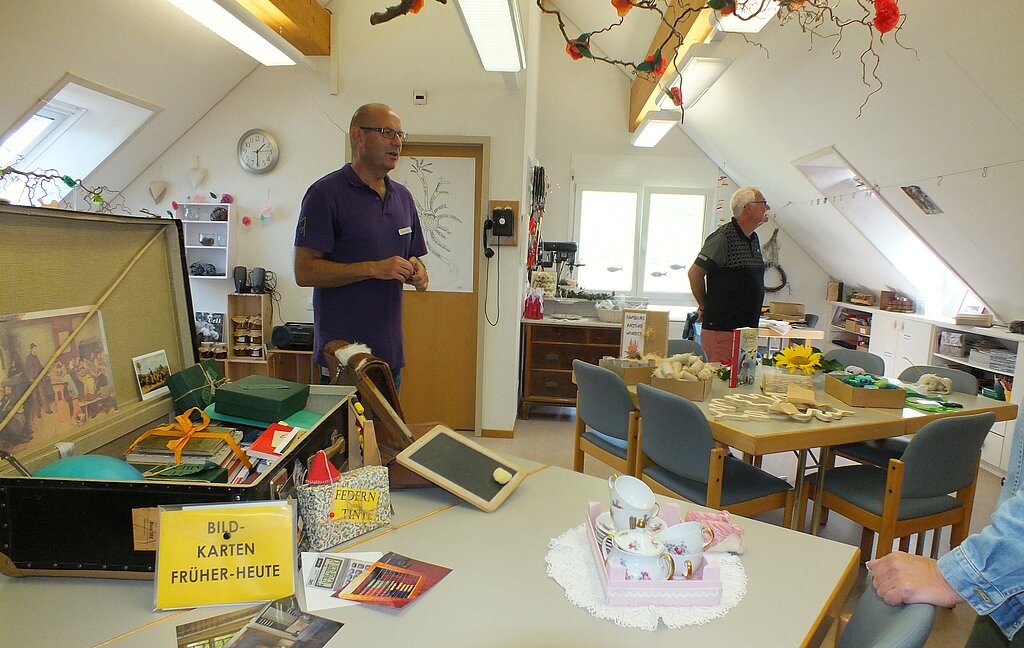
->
[867, 412, 1024, 646]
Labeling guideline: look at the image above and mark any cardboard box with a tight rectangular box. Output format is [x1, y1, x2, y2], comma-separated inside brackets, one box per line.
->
[768, 302, 806, 322]
[844, 320, 871, 335]
[599, 358, 656, 385]
[825, 375, 907, 408]
[650, 376, 713, 402]
[826, 281, 843, 302]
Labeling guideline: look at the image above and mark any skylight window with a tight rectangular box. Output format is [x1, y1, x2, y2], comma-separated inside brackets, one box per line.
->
[0, 75, 156, 207]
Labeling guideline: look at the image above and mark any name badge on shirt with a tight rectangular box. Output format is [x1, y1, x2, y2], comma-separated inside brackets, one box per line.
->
[398, 226, 412, 236]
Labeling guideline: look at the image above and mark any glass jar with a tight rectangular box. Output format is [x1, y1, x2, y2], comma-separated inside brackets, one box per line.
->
[184, 206, 200, 221]
[198, 232, 215, 246]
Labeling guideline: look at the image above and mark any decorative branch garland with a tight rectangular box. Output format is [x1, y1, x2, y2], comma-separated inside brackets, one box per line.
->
[0, 166, 130, 215]
[369, 0, 912, 115]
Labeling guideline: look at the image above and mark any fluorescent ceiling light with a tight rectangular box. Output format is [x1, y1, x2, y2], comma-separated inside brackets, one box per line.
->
[454, 0, 526, 72]
[657, 45, 733, 109]
[713, 0, 779, 33]
[630, 110, 681, 148]
[165, 0, 308, 66]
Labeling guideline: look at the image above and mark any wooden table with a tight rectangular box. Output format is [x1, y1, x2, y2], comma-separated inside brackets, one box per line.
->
[627, 377, 1017, 531]
[0, 463, 860, 647]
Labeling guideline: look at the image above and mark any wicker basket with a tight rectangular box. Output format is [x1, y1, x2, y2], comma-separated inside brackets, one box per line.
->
[595, 308, 624, 323]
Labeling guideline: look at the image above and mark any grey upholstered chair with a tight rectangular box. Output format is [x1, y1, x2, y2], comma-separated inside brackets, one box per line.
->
[824, 348, 886, 376]
[898, 364, 979, 394]
[635, 383, 793, 518]
[804, 313, 820, 328]
[801, 412, 994, 560]
[572, 360, 640, 476]
[837, 364, 981, 468]
[836, 576, 935, 648]
[666, 338, 708, 360]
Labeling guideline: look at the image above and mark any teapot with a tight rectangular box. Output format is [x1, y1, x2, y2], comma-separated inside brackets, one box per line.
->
[606, 528, 675, 581]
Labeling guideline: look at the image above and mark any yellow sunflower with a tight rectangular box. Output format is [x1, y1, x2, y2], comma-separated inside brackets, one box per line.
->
[773, 345, 822, 375]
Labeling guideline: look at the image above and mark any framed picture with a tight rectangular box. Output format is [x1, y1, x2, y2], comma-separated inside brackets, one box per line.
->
[195, 312, 224, 342]
[133, 350, 171, 400]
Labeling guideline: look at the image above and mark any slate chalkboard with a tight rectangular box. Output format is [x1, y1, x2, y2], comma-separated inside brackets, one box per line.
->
[395, 426, 526, 512]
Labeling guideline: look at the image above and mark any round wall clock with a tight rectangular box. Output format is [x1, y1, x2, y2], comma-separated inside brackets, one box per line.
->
[237, 128, 279, 174]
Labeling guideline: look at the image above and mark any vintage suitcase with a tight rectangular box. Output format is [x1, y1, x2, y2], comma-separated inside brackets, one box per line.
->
[215, 375, 310, 422]
[0, 205, 352, 578]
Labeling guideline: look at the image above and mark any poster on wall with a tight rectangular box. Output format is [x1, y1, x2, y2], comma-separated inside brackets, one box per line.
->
[0, 306, 118, 453]
[392, 156, 475, 293]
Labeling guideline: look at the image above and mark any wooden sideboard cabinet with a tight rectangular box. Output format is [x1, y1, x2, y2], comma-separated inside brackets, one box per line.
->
[520, 321, 621, 418]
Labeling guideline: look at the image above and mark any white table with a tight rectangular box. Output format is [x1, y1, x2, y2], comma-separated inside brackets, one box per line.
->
[1, 462, 860, 647]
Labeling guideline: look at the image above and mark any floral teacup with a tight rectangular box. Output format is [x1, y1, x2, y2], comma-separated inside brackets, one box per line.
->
[606, 529, 674, 581]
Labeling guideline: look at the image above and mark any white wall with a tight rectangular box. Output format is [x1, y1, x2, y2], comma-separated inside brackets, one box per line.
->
[118, 0, 536, 433]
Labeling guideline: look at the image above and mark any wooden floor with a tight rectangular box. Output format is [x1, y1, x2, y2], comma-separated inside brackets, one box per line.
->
[465, 405, 1005, 648]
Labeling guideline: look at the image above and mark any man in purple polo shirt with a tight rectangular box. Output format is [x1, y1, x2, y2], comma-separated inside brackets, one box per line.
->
[294, 103, 428, 390]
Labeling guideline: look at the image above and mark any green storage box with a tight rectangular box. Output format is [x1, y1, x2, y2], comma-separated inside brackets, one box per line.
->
[166, 359, 227, 415]
[214, 375, 310, 422]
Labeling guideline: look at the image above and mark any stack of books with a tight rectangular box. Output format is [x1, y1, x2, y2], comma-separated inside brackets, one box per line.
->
[125, 427, 248, 483]
[244, 422, 305, 475]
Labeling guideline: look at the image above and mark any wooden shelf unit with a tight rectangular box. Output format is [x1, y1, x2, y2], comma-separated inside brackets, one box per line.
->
[175, 202, 237, 280]
[225, 293, 273, 380]
[519, 321, 620, 419]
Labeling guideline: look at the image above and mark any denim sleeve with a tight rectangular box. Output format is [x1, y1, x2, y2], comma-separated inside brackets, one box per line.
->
[937, 413, 1024, 640]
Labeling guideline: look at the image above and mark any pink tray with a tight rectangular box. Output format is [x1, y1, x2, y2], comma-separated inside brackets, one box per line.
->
[586, 501, 723, 607]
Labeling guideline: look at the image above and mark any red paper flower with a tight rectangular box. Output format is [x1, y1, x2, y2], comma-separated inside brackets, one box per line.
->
[219, 193, 234, 204]
[789, 0, 806, 8]
[873, 0, 900, 33]
[409, 0, 424, 14]
[670, 87, 683, 107]
[643, 51, 667, 76]
[611, 0, 633, 18]
[566, 41, 584, 61]
[171, 200, 179, 210]
[720, 1, 735, 16]
[241, 215, 252, 227]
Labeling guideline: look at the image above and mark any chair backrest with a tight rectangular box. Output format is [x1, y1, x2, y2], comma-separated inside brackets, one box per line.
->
[900, 411, 995, 498]
[635, 383, 713, 482]
[667, 338, 708, 360]
[572, 360, 635, 441]
[839, 576, 935, 648]
[898, 365, 978, 394]
[824, 348, 886, 376]
[804, 313, 820, 328]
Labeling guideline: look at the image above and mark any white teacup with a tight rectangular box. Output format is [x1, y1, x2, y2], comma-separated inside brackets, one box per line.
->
[656, 521, 714, 579]
[608, 474, 658, 530]
[606, 529, 675, 581]
[608, 474, 655, 509]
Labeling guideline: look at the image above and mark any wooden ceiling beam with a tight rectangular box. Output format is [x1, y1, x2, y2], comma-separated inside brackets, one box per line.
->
[628, 4, 715, 132]
[235, 0, 332, 56]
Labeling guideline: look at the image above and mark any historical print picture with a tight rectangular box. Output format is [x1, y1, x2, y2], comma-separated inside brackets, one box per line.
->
[133, 349, 171, 400]
[0, 306, 118, 453]
[195, 311, 224, 342]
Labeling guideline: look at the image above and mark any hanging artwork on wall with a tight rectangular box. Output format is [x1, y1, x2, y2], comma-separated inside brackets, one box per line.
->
[0, 306, 118, 453]
[392, 156, 475, 293]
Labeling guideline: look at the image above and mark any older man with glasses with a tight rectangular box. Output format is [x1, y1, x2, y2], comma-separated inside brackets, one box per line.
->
[687, 186, 771, 364]
[294, 103, 428, 392]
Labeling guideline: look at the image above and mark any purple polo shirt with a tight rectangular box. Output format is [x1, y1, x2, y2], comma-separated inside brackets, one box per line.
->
[294, 164, 427, 369]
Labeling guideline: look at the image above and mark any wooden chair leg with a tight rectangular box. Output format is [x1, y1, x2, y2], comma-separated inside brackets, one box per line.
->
[795, 480, 814, 534]
[859, 528, 875, 564]
[572, 416, 585, 473]
[875, 530, 896, 560]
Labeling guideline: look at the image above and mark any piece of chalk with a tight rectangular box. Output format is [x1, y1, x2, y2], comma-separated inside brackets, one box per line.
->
[492, 467, 512, 484]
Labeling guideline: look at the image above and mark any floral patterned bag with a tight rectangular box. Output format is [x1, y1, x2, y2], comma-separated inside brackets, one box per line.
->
[296, 463, 391, 551]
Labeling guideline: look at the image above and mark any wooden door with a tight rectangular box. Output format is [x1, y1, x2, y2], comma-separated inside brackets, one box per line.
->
[394, 143, 482, 430]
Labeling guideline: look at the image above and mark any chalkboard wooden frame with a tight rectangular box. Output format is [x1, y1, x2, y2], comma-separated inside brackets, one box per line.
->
[395, 426, 526, 512]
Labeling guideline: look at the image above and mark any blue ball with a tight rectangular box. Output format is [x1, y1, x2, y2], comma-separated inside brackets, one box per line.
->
[35, 455, 144, 481]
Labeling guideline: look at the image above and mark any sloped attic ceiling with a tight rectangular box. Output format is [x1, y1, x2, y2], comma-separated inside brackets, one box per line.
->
[675, 1, 1024, 322]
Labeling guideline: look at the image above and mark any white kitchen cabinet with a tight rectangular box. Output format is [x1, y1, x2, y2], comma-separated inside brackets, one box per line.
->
[868, 311, 933, 377]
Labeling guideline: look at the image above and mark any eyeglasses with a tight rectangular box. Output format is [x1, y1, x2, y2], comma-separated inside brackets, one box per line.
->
[750, 200, 770, 210]
[359, 126, 408, 142]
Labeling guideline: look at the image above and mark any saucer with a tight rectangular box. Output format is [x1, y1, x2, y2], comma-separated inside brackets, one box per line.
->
[645, 516, 667, 534]
[595, 512, 616, 536]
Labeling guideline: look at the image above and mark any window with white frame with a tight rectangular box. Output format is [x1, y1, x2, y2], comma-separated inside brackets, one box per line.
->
[575, 187, 709, 302]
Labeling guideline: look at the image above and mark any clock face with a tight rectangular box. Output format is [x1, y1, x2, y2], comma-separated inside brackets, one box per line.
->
[237, 129, 279, 174]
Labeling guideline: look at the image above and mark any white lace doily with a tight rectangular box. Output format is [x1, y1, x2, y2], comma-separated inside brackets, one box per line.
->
[545, 524, 747, 631]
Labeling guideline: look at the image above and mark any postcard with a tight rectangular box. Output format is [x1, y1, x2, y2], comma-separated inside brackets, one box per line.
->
[300, 550, 383, 612]
[133, 349, 171, 400]
[175, 595, 344, 648]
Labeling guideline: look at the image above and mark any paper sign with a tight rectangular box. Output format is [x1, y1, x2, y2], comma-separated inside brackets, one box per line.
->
[621, 311, 648, 358]
[155, 501, 295, 610]
[331, 487, 381, 523]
